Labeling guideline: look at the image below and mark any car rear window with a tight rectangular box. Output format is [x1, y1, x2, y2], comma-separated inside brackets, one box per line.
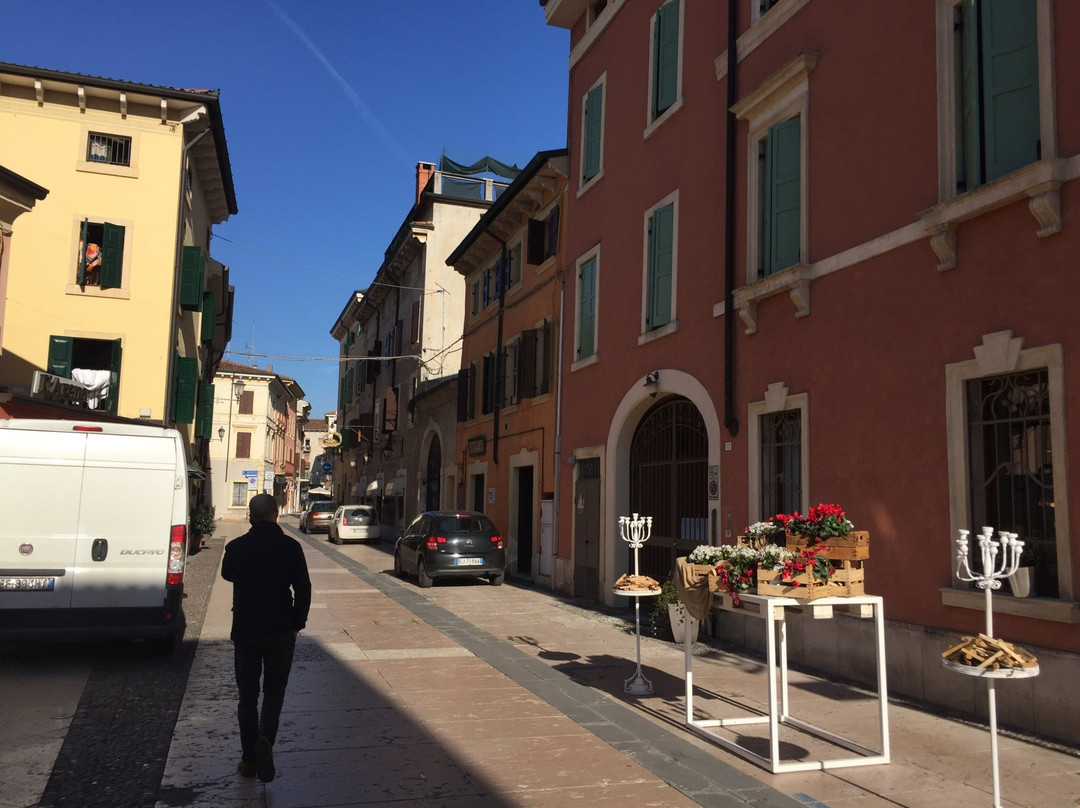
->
[312, 502, 339, 513]
[347, 508, 374, 523]
[436, 514, 496, 533]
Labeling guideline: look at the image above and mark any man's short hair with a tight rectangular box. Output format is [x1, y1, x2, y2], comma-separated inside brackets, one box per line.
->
[249, 493, 279, 523]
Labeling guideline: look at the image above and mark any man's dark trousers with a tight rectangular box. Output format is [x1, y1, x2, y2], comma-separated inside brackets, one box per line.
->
[234, 631, 296, 761]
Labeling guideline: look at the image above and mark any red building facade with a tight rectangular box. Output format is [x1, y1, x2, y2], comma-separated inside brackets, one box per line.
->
[546, 0, 1080, 744]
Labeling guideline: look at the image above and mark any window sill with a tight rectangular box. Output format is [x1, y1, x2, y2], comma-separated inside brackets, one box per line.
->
[940, 587, 1080, 623]
[637, 318, 679, 346]
[571, 353, 599, 373]
[65, 284, 130, 300]
[577, 170, 604, 199]
[919, 158, 1073, 271]
[731, 264, 812, 334]
[643, 97, 684, 141]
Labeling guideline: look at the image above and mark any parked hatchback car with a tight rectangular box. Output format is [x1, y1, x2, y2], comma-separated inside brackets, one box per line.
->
[329, 505, 381, 544]
[300, 501, 339, 533]
[394, 511, 505, 587]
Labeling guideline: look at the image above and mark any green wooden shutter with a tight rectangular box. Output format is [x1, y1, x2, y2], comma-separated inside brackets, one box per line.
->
[99, 223, 125, 290]
[981, 0, 1039, 183]
[48, 335, 74, 378]
[106, 339, 122, 413]
[173, 356, 198, 424]
[653, 1, 679, 117]
[584, 84, 603, 181]
[648, 204, 674, 329]
[179, 247, 205, 310]
[201, 290, 217, 343]
[195, 382, 214, 438]
[961, 0, 983, 191]
[577, 258, 596, 359]
[763, 117, 801, 276]
[77, 219, 89, 285]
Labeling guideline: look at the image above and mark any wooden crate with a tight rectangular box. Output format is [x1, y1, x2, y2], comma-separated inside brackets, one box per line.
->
[755, 560, 866, 600]
[787, 530, 870, 561]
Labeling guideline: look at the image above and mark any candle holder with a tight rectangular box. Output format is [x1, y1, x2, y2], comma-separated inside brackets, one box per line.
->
[614, 513, 656, 695]
[948, 527, 1039, 808]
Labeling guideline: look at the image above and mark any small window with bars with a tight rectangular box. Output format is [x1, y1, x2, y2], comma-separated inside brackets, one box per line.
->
[87, 133, 132, 166]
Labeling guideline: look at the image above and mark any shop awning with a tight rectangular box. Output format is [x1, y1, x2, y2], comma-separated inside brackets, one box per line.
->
[384, 476, 407, 497]
[366, 479, 380, 494]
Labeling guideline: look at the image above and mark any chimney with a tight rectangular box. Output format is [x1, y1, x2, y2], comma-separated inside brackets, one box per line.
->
[267, 364, 273, 373]
[416, 161, 436, 204]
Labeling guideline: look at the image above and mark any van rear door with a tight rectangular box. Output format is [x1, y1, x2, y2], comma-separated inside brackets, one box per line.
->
[0, 426, 83, 611]
[71, 430, 179, 610]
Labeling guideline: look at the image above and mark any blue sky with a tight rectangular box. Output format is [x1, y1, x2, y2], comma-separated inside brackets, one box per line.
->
[5, 1, 569, 418]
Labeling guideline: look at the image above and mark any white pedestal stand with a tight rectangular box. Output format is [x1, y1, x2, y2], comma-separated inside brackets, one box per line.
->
[612, 513, 655, 695]
[948, 527, 1040, 808]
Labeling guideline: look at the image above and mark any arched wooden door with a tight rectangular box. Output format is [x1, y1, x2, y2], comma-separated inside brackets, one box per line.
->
[629, 396, 709, 580]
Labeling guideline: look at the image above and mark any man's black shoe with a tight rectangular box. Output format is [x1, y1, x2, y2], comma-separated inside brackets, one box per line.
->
[255, 736, 275, 783]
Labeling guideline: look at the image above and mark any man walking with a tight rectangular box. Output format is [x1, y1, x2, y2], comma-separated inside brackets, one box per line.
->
[221, 493, 311, 783]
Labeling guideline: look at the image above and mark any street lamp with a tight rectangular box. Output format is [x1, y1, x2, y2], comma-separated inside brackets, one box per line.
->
[223, 378, 246, 509]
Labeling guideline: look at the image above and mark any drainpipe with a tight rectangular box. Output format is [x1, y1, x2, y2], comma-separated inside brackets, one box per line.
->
[491, 234, 508, 465]
[723, 0, 740, 437]
[551, 273, 566, 590]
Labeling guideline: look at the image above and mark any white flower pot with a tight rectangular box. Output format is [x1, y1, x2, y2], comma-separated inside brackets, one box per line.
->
[1008, 566, 1034, 598]
[668, 603, 700, 643]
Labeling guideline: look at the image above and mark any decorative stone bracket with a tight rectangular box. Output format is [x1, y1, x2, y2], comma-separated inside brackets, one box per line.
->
[733, 264, 813, 334]
[919, 159, 1070, 272]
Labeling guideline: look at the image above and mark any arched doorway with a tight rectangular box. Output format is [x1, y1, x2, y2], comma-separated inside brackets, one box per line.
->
[425, 435, 441, 511]
[629, 396, 708, 580]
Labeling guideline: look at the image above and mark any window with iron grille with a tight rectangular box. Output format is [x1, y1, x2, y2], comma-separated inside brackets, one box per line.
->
[966, 368, 1057, 596]
[759, 409, 802, 517]
[87, 132, 132, 166]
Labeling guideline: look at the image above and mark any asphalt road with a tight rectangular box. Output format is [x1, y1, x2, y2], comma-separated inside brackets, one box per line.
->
[0, 534, 224, 808]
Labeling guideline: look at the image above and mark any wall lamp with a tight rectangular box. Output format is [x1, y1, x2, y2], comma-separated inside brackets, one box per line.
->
[643, 371, 660, 386]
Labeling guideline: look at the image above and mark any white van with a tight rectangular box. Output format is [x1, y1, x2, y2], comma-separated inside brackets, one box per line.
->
[0, 419, 189, 651]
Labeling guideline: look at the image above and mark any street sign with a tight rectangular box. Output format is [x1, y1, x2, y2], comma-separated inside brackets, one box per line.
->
[321, 462, 333, 473]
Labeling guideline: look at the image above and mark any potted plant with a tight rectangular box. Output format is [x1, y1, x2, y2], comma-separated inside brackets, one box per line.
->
[648, 576, 699, 642]
[190, 505, 216, 554]
[776, 503, 870, 561]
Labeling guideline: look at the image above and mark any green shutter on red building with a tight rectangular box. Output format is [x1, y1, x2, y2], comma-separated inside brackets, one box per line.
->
[648, 204, 674, 328]
[763, 117, 801, 276]
[584, 84, 603, 181]
[653, 1, 679, 117]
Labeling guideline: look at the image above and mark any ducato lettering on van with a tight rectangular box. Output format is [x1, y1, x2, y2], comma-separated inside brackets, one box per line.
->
[120, 549, 166, 555]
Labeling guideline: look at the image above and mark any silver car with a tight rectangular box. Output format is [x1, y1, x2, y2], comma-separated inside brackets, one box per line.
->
[329, 505, 381, 544]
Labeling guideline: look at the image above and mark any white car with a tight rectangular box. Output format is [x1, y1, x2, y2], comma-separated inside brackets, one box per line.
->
[329, 505, 381, 544]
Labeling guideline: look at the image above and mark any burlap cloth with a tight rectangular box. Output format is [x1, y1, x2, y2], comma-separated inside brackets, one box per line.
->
[674, 556, 720, 621]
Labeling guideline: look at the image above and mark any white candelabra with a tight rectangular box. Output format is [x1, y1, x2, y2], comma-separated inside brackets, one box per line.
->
[951, 527, 1038, 808]
[617, 513, 654, 695]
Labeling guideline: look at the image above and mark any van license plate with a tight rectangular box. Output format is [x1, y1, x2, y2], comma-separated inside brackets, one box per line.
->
[0, 577, 55, 591]
[455, 558, 483, 566]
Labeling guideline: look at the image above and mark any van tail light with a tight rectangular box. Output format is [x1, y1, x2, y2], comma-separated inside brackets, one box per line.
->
[167, 525, 186, 586]
[427, 535, 447, 551]
[492, 535, 504, 550]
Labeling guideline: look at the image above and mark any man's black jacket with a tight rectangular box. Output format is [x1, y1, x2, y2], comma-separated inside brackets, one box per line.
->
[221, 521, 312, 643]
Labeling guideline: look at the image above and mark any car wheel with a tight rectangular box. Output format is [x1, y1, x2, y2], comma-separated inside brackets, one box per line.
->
[489, 572, 505, 586]
[417, 558, 434, 588]
[394, 551, 406, 579]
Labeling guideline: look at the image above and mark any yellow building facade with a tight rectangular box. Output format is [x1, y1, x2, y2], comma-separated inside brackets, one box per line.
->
[0, 63, 236, 461]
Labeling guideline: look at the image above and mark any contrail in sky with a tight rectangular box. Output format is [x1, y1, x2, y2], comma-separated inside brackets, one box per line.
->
[266, 0, 413, 166]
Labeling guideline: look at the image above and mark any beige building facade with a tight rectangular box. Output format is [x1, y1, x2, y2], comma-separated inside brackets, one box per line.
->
[0, 62, 236, 474]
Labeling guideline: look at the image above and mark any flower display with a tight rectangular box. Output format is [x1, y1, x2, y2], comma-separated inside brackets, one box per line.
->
[743, 520, 785, 549]
[788, 503, 854, 540]
[687, 541, 834, 605]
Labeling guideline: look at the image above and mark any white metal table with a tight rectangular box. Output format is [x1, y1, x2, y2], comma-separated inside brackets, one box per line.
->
[683, 592, 890, 773]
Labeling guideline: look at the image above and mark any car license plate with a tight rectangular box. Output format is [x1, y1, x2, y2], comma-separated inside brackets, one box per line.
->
[0, 576, 55, 591]
[455, 557, 483, 566]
